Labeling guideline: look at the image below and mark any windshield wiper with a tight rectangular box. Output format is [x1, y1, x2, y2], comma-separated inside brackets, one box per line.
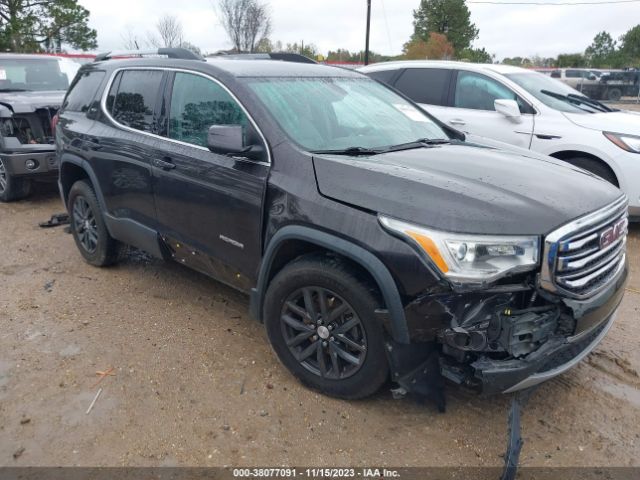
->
[566, 94, 615, 112]
[0, 88, 29, 92]
[379, 138, 451, 153]
[540, 89, 607, 113]
[311, 146, 383, 156]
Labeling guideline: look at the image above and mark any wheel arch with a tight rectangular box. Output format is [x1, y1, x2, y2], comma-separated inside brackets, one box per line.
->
[59, 154, 108, 211]
[548, 150, 619, 186]
[251, 225, 410, 344]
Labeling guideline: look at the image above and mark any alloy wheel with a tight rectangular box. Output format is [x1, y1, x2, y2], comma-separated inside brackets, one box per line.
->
[0, 159, 6, 194]
[280, 287, 367, 380]
[72, 196, 99, 253]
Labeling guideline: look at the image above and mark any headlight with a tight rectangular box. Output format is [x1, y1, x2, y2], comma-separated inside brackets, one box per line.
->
[604, 132, 640, 154]
[379, 216, 540, 284]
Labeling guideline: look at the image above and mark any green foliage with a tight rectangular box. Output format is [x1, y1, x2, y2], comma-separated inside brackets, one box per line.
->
[326, 48, 391, 63]
[619, 24, 640, 65]
[409, 0, 478, 53]
[585, 31, 617, 68]
[556, 53, 586, 68]
[0, 0, 97, 52]
[458, 46, 492, 63]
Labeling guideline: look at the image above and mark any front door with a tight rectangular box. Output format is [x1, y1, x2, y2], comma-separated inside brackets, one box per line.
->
[152, 70, 269, 291]
[433, 70, 535, 150]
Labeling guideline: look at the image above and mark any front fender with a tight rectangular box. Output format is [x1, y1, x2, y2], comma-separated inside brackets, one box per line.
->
[250, 225, 411, 344]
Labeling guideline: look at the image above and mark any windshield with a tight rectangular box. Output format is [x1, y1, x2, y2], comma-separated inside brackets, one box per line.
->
[0, 57, 76, 92]
[505, 72, 589, 113]
[244, 77, 447, 151]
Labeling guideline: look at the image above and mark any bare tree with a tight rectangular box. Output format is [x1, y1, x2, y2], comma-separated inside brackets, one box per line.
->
[216, 0, 271, 53]
[147, 14, 184, 48]
[121, 26, 140, 50]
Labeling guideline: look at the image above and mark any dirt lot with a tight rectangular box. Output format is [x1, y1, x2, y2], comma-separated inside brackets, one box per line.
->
[1, 130, 640, 468]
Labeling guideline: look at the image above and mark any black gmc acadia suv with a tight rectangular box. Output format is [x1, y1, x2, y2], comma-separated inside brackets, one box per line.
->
[56, 49, 628, 405]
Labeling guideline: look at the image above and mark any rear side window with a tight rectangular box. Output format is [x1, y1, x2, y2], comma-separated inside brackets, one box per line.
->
[550, 70, 561, 78]
[366, 69, 398, 86]
[63, 70, 105, 112]
[393, 68, 451, 106]
[107, 70, 164, 133]
[168, 72, 247, 148]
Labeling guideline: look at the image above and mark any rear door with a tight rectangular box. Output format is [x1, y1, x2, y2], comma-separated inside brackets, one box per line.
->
[443, 70, 535, 149]
[391, 67, 453, 120]
[88, 68, 166, 228]
[152, 70, 268, 291]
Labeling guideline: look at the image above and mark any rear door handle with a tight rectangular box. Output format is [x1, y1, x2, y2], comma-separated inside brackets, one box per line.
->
[152, 157, 176, 170]
[449, 119, 466, 126]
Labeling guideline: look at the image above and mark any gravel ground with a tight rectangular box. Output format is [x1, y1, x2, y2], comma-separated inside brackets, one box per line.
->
[1, 162, 639, 468]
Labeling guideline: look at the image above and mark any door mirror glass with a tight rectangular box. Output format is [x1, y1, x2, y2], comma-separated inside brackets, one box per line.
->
[494, 99, 522, 121]
[207, 125, 245, 154]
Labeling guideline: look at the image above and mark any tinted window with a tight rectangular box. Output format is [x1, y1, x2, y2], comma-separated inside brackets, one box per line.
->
[108, 70, 163, 133]
[454, 71, 520, 111]
[168, 72, 247, 148]
[63, 70, 105, 112]
[394, 68, 450, 106]
[366, 69, 398, 85]
[565, 70, 581, 78]
[550, 70, 561, 78]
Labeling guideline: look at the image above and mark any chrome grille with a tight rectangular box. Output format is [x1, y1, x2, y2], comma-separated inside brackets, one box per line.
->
[540, 196, 628, 299]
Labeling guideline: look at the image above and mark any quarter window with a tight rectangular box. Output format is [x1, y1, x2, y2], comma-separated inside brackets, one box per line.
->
[454, 71, 525, 112]
[63, 70, 105, 112]
[107, 70, 163, 133]
[168, 72, 247, 148]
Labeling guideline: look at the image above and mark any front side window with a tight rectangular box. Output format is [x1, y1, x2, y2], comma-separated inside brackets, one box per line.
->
[454, 71, 520, 111]
[244, 76, 447, 152]
[107, 70, 163, 133]
[168, 72, 247, 148]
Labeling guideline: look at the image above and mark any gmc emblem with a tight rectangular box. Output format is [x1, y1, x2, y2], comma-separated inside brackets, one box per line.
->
[599, 217, 628, 249]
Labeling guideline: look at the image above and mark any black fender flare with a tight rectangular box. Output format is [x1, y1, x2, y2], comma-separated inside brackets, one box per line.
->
[250, 225, 410, 344]
[59, 154, 109, 212]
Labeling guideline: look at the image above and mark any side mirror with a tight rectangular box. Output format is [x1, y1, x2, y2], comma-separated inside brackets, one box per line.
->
[207, 125, 245, 154]
[494, 99, 522, 123]
[207, 125, 265, 161]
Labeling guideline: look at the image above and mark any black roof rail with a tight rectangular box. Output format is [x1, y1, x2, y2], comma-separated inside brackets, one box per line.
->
[94, 48, 204, 62]
[207, 52, 317, 64]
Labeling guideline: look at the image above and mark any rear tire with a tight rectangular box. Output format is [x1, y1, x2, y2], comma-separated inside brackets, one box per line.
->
[0, 158, 32, 202]
[68, 180, 126, 266]
[264, 254, 389, 400]
[607, 88, 622, 102]
[563, 156, 618, 186]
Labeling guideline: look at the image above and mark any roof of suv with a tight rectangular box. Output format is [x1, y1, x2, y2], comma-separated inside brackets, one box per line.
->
[90, 57, 361, 79]
[359, 60, 530, 76]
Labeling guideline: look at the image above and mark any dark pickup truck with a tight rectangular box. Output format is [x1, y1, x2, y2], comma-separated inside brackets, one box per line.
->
[0, 54, 78, 202]
[56, 49, 628, 407]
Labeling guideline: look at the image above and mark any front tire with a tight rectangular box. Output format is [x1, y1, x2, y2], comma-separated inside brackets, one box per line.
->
[68, 180, 125, 266]
[0, 158, 32, 202]
[264, 255, 389, 399]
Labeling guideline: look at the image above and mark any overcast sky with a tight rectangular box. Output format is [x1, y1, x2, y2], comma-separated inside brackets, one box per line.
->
[78, 0, 640, 60]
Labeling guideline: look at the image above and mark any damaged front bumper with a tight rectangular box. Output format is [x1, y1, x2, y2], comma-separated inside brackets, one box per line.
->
[393, 261, 627, 400]
[0, 149, 58, 177]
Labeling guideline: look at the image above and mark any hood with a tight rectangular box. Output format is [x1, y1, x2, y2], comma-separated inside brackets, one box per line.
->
[313, 143, 622, 235]
[563, 109, 640, 134]
[0, 90, 65, 114]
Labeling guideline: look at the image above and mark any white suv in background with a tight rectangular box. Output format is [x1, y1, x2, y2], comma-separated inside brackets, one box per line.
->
[359, 61, 640, 219]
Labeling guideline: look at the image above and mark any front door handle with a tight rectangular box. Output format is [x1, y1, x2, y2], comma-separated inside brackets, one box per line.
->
[449, 119, 466, 126]
[152, 157, 176, 170]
